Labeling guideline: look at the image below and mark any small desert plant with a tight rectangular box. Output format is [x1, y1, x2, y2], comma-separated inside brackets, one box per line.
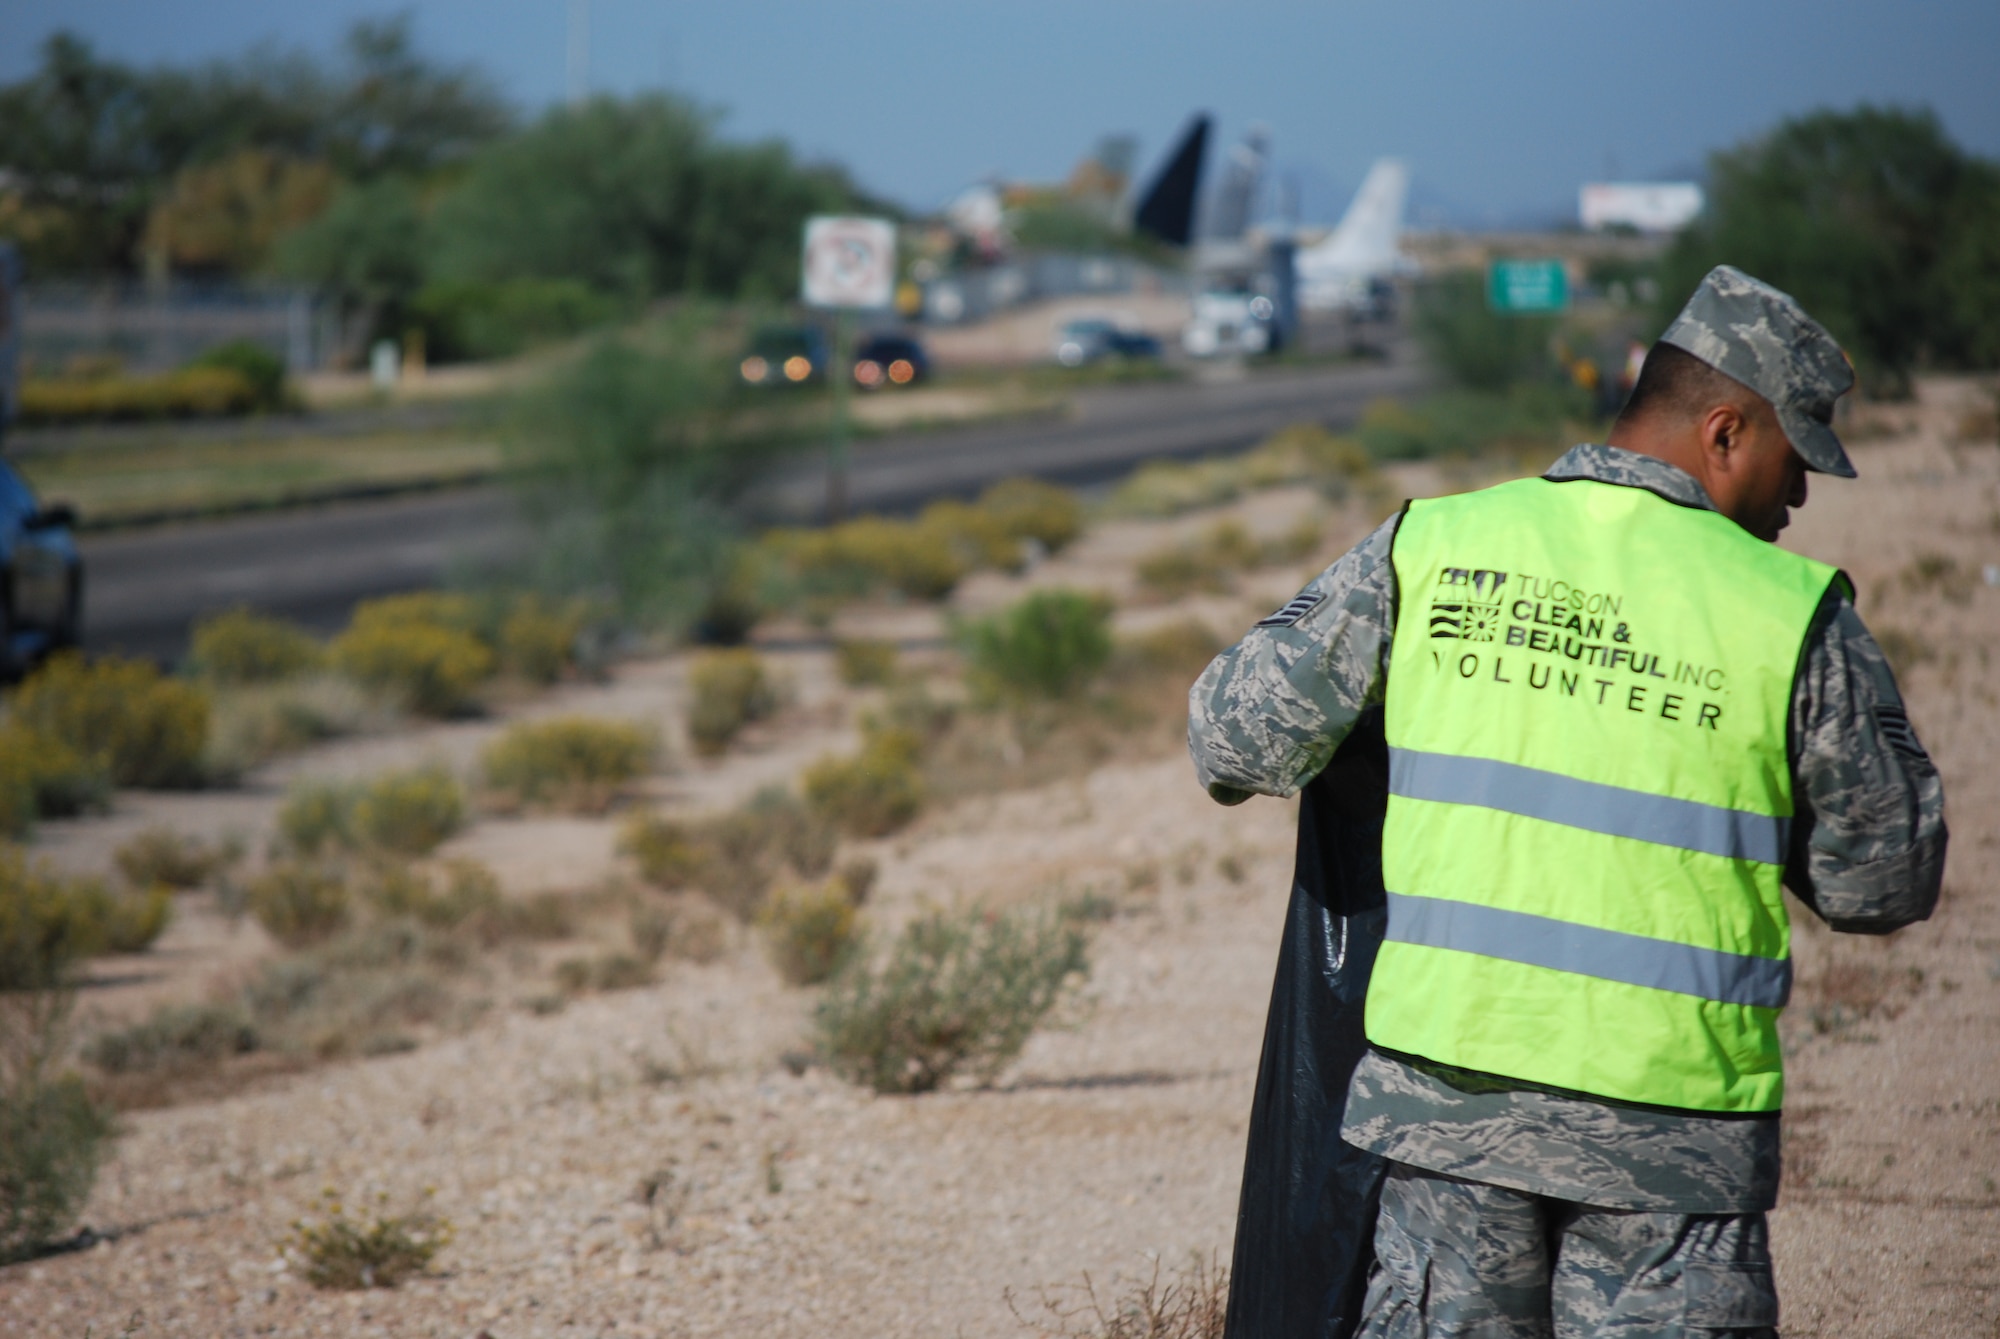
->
[620, 788, 836, 919]
[9, 652, 210, 788]
[187, 608, 323, 683]
[977, 477, 1084, 553]
[963, 589, 1114, 701]
[476, 891, 575, 944]
[1113, 620, 1225, 680]
[802, 728, 925, 838]
[247, 860, 351, 948]
[686, 649, 781, 757]
[277, 780, 357, 855]
[113, 826, 235, 890]
[360, 858, 502, 929]
[758, 880, 860, 986]
[482, 715, 654, 812]
[83, 1002, 260, 1076]
[0, 848, 114, 991]
[0, 726, 109, 838]
[554, 952, 654, 994]
[497, 595, 584, 683]
[284, 1187, 452, 1289]
[1008, 1253, 1229, 1339]
[0, 1005, 114, 1264]
[619, 814, 706, 891]
[834, 637, 899, 687]
[814, 903, 1088, 1094]
[331, 621, 494, 716]
[352, 766, 465, 856]
[98, 886, 173, 955]
[203, 674, 376, 775]
[920, 499, 1025, 573]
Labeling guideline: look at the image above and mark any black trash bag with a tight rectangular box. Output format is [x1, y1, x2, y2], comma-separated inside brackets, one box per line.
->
[1223, 709, 1390, 1339]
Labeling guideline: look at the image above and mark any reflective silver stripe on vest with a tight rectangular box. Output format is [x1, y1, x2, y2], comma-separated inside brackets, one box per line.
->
[1385, 891, 1792, 1008]
[1389, 748, 1789, 865]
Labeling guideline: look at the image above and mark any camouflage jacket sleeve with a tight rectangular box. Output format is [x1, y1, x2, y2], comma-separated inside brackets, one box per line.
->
[1786, 589, 1947, 933]
[1188, 514, 1400, 805]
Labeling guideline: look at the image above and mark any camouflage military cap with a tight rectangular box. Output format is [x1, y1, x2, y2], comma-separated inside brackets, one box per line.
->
[1659, 265, 1857, 478]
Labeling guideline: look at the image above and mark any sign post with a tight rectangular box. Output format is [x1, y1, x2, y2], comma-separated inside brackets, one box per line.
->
[801, 216, 897, 521]
[1487, 259, 1570, 314]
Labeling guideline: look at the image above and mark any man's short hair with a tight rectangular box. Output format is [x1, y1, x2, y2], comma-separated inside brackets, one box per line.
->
[1615, 341, 1759, 430]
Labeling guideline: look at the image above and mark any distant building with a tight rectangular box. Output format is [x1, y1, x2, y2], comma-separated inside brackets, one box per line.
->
[1579, 182, 1704, 233]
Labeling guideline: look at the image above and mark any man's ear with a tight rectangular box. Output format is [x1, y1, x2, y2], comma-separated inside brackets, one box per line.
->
[1701, 403, 1747, 466]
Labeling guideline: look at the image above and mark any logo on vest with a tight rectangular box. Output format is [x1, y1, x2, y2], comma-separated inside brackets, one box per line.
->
[1429, 567, 1508, 642]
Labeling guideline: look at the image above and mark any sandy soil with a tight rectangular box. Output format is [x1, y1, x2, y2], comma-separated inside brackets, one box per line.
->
[4, 381, 1997, 1337]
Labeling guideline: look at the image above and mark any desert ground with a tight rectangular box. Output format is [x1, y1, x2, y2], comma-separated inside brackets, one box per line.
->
[3, 379, 1997, 1338]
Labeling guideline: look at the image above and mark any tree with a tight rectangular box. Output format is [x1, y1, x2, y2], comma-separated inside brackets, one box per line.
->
[143, 149, 337, 275]
[1660, 105, 2000, 394]
[272, 177, 425, 337]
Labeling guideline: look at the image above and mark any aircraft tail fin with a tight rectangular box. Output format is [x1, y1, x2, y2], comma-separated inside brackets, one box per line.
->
[1132, 114, 1210, 248]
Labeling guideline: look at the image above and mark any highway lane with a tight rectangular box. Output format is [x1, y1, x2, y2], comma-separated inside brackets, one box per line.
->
[79, 355, 1421, 661]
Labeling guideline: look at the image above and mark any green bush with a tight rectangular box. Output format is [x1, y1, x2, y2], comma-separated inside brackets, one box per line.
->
[412, 277, 624, 361]
[16, 366, 260, 425]
[0, 1069, 114, 1263]
[962, 589, 1114, 701]
[620, 788, 835, 919]
[247, 860, 351, 948]
[10, 653, 210, 789]
[100, 887, 173, 955]
[919, 499, 1024, 573]
[815, 904, 1088, 1094]
[482, 716, 653, 813]
[188, 339, 290, 411]
[113, 825, 234, 890]
[802, 729, 925, 838]
[758, 880, 860, 986]
[686, 649, 780, 757]
[188, 608, 323, 683]
[330, 622, 494, 717]
[834, 638, 899, 687]
[0, 848, 112, 990]
[353, 766, 465, 856]
[1413, 270, 1560, 392]
[977, 477, 1084, 553]
[83, 1002, 259, 1076]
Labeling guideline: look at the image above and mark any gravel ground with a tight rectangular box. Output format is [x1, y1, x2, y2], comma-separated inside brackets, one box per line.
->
[4, 382, 1997, 1337]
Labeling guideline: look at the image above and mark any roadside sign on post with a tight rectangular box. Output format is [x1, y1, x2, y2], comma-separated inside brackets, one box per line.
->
[802, 216, 898, 522]
[803, 216, 897, 310]
[1488, 259, 1569, 314]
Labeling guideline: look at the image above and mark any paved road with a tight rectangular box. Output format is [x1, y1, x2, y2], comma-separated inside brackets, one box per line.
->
[79, 354, 1421, 661]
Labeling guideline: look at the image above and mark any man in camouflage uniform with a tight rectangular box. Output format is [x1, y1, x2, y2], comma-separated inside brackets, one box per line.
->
[1190, 266, 1946, 1338]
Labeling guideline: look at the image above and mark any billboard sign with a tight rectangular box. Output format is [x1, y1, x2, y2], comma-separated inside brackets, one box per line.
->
[1488, 259, 1569, 314]
[1579, 182, 1703, 233]
[802, 216, 897, 310]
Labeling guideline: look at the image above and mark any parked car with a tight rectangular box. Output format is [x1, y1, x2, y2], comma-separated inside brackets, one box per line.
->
[0, 459, 81, 676]
[851, 332, 930, 389]
[1054, 318, 1164, 368]
[740, 325, 829, 387]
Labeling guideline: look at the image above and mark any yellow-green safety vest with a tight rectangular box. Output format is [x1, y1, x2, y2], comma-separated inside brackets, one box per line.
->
[1371, 475, 1842, 1113]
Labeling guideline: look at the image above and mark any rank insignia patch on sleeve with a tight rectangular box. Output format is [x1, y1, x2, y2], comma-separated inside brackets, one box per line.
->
[1256, 591, 1325, 628]
[1872, 704, 1923, 760]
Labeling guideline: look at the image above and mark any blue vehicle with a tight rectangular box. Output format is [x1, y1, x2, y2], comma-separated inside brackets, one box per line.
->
[0, 460, 82, 677]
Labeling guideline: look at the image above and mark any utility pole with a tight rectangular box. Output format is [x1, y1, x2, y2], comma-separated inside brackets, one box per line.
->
[567, 0, 591, 106]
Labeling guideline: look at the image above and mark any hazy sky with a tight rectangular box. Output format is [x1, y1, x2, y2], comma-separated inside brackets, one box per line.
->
[4, 1, 1997, 226]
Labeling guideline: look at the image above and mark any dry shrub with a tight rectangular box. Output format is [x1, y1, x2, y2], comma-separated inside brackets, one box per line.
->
[963, 589, 1114, 701]
[187, 608, 323, 683]
[277, 779, 356, 855]
[0, 849, 121, 990]
[0, 990, 113, 1264]
[99, 886, 173, 954]
[203, 674, 375, 775]
[10, 653, 209, 788]
[758, 880, 860, 986]
[18, 365, 259, 424]
[686, 649, 781, 756]
[482, 715, 654, 812]
[497, 596, 584, 684]
[0, 726, 109, 838]
[815, 903, 1088, 1094]
[922, 499, 1025, 573]
[1113, 620, 1226, 681]
[1009, 1253, 1229, 1339]
[1137, 518, 1321, 600]
[284, 1187, 451, 1290]
[352, 766, 465, 856]
[803, 728, 925, 838]
[331, 621, 493, 717]
[978, 477, 1084, 553]
[476, 891, 576, 944]
[360, 858, 502, 929]
[621, 788, 836, 920]
[113, 826, 235, 890]
[247, 860, 351, 948]
[766, 516, 967, 603]
[1874, 627, 1935, 678]
[1899, 552, 1974, 603]
[834, 637, 899, 687]
[554, 952, 654, 994]
[83, 1002, 260, 1077]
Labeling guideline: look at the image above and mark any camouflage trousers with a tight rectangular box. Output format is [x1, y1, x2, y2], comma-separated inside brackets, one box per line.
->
[1355, 1163, 1778, 1338]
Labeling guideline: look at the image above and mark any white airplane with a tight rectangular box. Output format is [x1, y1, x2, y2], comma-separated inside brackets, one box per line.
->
[1294, 158, 1412, 313]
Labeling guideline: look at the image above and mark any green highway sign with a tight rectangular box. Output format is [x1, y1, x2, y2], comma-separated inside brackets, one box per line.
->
[1488, 259, 1570, 313]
